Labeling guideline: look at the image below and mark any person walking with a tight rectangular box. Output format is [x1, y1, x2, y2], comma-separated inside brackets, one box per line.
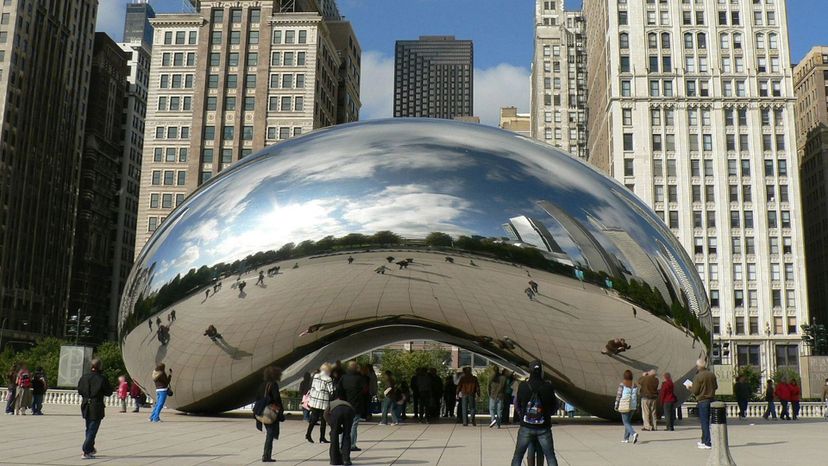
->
[117, 375, 129, 413]
[733, 375, 752, 419]
[77, 358, 113, 459]
[409, 369, 421, 423]
[379, 371, 399, 425]
[326, 397, 356, 466]
[690, 359, 717, 450]
[615, 370, 639, 444]
[30, 367, 47, 416]
[456, 367, 480, 426]
[789, 379, 801, 421]
[149, 364, 172, 422]
[637, 369, 658, 431]
[337, 361, 367, 452]
[14, 363, 32, 415]
[442, 374, 456, 418]
[306, 363, 334, 443]
[658, 372, 676, 431]
[254, 366, 284, 463]
[822, 378, 828, 419]
[256, 271, 265, 286]
[775, 378, 791, 420]
[488, 366, 507, 428]
[299, 372, 313, 422]
[510, 360, 559, 466]
[129, 381, 143, 413]
[762, 379, 777, 420]
[415, 367, 433, 423]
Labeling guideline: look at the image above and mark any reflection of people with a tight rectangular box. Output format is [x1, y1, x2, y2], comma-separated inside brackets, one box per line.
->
[601, 339, 631, 355]
[256, 271, 265, 286]
[469, 259, 477, 266]
[444, 257, 454, 263]
[524, 287, 535, 301]
[238, 281, 247, 294]
[528, 280, 539, 293]
[148, 320, 153, 332]
[204, 325, 223, 341]
[632, 306, 637, 319]
[205, 289, 210, 299]
[347, 256, 354, 264]
[396, 260, 409, 270]
[170, 310, 176, 321]
[385, 256, 395, 263]
[374, 266, 387, 275]
[293, 262, 299, 269]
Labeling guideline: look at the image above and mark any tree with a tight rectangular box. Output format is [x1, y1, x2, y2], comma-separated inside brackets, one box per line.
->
[733, 365, 761, 399]
[425, 232, 453, 247]
[370, 230, 401, 245]
[379, 348, 450, 397]
[771, 367, 801, 384]
[95, 341, 127, 387]
[801, 324, 828, 356]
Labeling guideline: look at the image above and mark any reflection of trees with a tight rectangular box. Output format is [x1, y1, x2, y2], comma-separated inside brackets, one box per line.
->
[122, 230, 709, 348]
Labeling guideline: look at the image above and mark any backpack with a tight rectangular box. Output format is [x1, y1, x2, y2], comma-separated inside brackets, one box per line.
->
[17, 372, 32, 389]
[522, 386, 545, 426]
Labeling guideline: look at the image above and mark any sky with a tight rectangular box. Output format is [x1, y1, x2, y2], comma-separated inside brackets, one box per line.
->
[97, 0, 827, 126]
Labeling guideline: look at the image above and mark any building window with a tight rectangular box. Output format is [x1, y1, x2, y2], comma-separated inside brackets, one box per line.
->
[150, 193, 159, 208]
[775, 345, 798, 371]
[148, 217, 158, 232]
[736, 344, 760, 369]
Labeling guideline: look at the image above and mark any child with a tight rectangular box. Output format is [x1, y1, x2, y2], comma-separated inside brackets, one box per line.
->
[117, 375, 129, 413]
[130, 380, 144, 413]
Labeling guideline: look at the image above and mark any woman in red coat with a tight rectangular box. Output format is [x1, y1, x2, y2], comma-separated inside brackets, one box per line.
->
[659, 373, 677, 431]
[774, 380, 791, 421]
[789, 379, 801, 421]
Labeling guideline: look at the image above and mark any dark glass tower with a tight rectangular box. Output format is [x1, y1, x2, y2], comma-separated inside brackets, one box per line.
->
[393, 36, 473, 119]
[123, 1, 156, 47]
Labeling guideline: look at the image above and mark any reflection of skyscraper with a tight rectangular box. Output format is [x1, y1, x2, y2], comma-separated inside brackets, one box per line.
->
[537, 201, 621, 277]
[503, 216, 564, 254]
[600, 226, 671, 302]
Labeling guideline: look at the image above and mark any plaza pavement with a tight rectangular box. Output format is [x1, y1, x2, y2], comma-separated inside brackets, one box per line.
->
[1, 405, 826, 465]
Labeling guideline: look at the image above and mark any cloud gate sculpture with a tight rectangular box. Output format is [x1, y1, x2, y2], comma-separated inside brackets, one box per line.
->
[120, 119, 710, 419]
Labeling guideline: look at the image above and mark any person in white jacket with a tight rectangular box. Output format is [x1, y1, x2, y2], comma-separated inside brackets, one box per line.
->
[306, 363, 334, 444]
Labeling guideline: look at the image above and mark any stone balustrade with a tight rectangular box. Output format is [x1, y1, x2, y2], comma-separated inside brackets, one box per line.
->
[2, 388, 825, 419]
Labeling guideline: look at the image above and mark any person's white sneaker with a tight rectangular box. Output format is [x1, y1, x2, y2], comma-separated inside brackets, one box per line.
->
[489, 419, 497, 428]
[698, 444, 712, 450]
[631, 433, 638, 444]
[697, 441, 705, 448]
[621, 439, 629, 444]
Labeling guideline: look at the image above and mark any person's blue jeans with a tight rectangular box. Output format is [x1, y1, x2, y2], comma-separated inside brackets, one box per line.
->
[764, 400, 777, 419]
[381, 398, 398, 424]
[461, 395, 476, 425]
[150, 389, 168, 422]
[489, 398, 503, 427]
[697, 399, 712, 447]
[32, 394, 44, 415]
[4, 387, 15, 413]
[82, 418, 101, 455]
[511, 426, 558, 466]
[621, 412, 636, 440]
[780, 400, 790, 419]
[348, 415, 360, 448]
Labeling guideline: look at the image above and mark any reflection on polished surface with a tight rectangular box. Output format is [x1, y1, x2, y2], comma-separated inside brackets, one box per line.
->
[119, 118, 710, 419]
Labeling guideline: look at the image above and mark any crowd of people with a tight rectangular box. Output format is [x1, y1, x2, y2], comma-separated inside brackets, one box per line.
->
[4, 363, 47, 415]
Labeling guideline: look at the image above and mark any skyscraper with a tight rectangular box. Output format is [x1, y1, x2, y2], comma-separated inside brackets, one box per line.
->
[582, 0, 809, 380]
[123, 0, 156, 48]
[393, 36, 473, 119]
[112, 5, 154, 340]
[530, 0, 588, 158]
[499, 107, 531, 137]
[794, 46, 828, 326]
[69, 33, 130, 344]
[135, 0, 361, 253]
[0, 0, 98, 342]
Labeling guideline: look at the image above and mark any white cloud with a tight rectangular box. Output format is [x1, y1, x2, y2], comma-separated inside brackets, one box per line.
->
[359, 51, 530, 127]
[473, 63, 530, 127]
[359, 51, 395, 120]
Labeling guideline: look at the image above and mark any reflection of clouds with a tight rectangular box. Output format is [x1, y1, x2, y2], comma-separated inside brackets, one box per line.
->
[158, 244, 200, 277]
[182, 218, 219, 244]
[343, 185, 474, 237]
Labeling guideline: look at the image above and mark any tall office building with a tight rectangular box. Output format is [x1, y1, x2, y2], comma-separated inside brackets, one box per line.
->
[69, 33, 129, 344]
[111, 6, 154, 340]
[393, 36, 473, 119]
[794, 46, 828, 326]
[124, 0, 156, 47]
[0, 1, 98, 343]
[583, 0, 809, 380]
[530, 0, 588, 158]
[135, 0, 361, 253]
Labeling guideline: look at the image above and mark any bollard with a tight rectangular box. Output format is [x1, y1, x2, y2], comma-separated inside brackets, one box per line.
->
[706, 401, 737, 466]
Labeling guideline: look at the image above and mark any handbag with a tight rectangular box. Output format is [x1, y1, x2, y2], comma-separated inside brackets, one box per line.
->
[253, 383, 282, 425]
[166, 387, 174, 397]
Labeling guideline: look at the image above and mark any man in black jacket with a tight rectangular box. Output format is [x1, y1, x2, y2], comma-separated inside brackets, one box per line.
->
[337, 361, 367, 452]
[77, 358, 113, 460]
[511, 360, 559, 466]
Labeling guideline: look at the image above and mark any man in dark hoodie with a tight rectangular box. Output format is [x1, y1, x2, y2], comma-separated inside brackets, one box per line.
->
[77, 358, 113, 460]
[337, 361, 367, 452]
[325, 397, 356, 465]
[511, 360, 559, 466]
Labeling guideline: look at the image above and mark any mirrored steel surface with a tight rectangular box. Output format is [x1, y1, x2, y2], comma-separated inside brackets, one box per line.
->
[120, 119, 710, 419]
